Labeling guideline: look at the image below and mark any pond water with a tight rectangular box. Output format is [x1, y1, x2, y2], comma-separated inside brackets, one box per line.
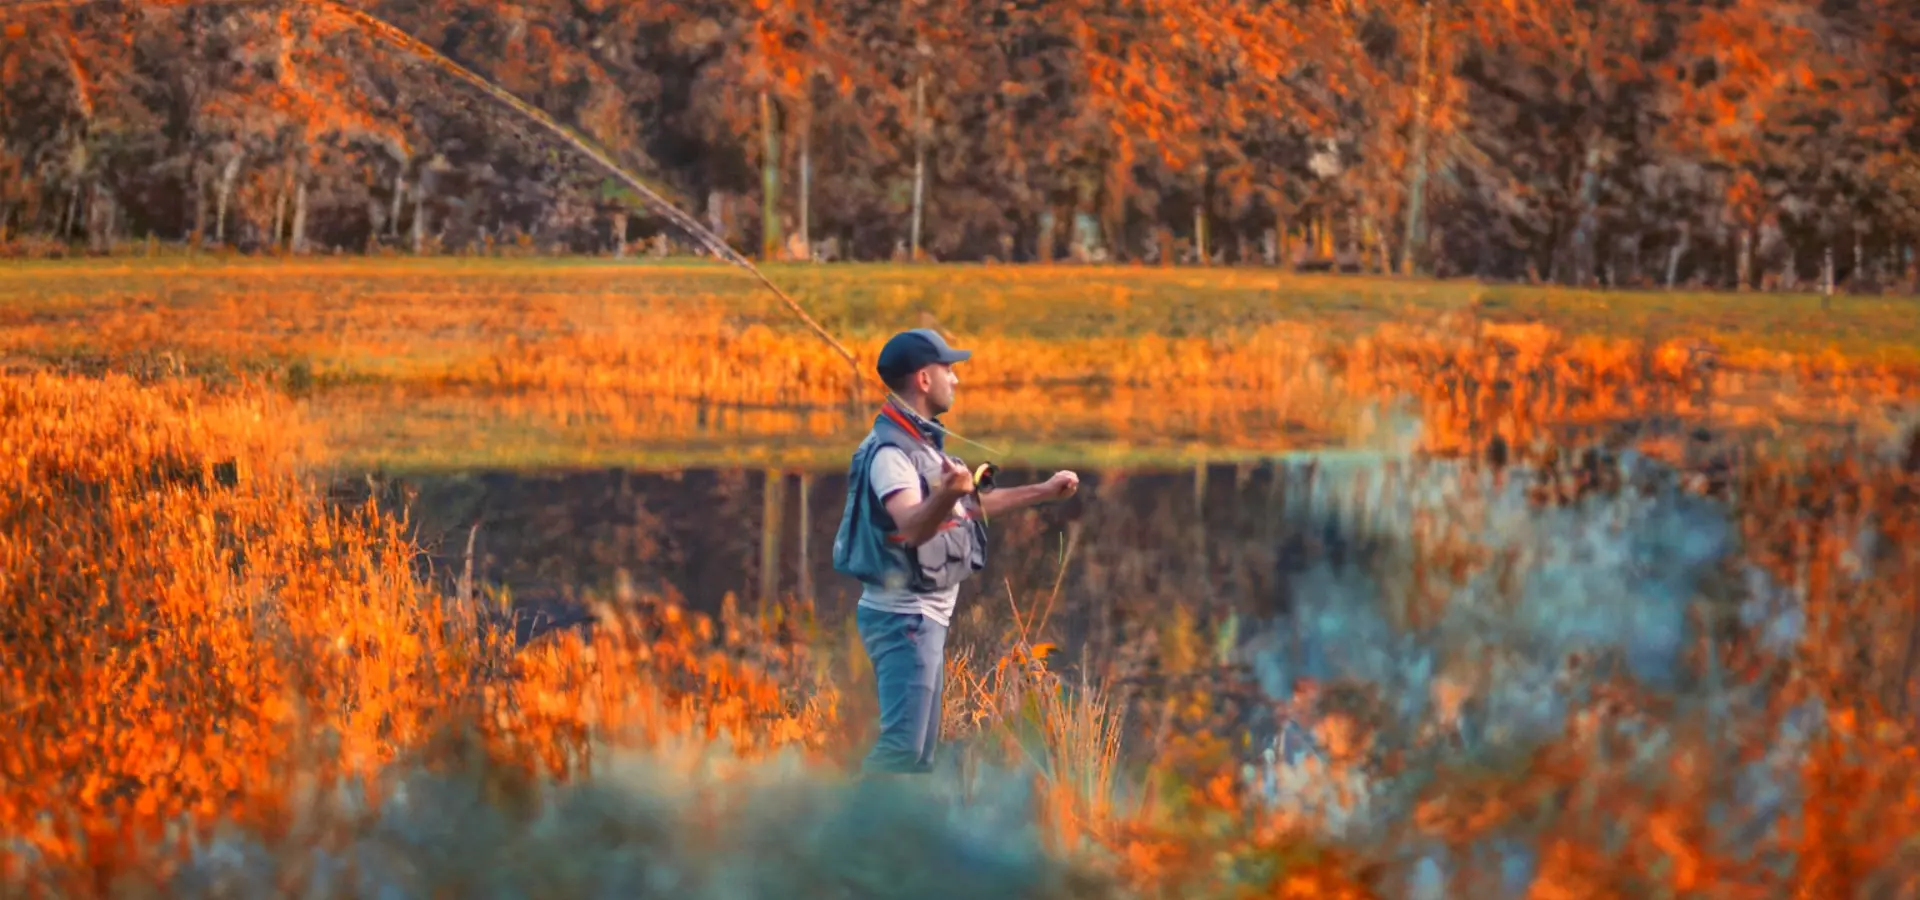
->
[329, 459, 1318, 648]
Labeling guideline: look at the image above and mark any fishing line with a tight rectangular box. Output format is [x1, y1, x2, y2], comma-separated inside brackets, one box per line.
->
[322, 1, 1016, 462]
[1, 0, 1012, 461]
[335, 0, 1018, 460]
[884, 390, 1006, 457]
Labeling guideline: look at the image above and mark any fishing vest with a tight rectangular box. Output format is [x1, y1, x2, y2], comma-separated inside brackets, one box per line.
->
[831, 404, 989, 593]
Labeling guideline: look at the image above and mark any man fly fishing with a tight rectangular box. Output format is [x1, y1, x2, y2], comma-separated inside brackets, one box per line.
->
[833, 328, 1079, 776]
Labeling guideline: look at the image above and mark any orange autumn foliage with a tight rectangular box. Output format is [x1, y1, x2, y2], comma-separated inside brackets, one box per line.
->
[0, 371, 838, 893]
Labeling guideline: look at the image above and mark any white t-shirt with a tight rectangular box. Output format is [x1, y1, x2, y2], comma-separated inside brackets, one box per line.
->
[856, 445, 964, 626]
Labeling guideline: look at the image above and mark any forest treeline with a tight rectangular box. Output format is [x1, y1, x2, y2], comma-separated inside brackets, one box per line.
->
[4, 0, 1918, 288]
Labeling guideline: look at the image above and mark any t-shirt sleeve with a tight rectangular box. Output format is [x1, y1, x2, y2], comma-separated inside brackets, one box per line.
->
[869, 446, 921, 505]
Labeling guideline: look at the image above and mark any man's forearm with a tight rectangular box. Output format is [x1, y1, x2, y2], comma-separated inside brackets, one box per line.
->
[895, 487, 966, 544]
[980, 482, 1055, 518]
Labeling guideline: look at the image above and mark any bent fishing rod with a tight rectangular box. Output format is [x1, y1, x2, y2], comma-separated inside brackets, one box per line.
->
[318, 1, 1010, 458]
[0, 0, 1006, 458]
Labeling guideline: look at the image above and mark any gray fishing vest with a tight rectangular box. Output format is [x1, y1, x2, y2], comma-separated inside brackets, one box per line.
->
[831, 407, 989, 593]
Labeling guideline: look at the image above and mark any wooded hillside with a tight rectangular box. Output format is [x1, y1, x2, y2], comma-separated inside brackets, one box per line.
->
[4, 0, 1917, 288]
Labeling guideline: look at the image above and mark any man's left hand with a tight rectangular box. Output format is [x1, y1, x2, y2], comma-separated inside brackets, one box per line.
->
[1046, 470, 1080, 499]
[981, 470, 1080, 518]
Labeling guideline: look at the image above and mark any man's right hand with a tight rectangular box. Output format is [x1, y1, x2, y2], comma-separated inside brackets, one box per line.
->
[939, 456, 975, 498]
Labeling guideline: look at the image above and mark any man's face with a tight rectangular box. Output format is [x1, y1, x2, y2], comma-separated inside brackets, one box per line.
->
[918, 362, 960, 415]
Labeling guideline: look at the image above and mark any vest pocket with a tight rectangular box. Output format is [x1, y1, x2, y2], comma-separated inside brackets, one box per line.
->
[912, 525, 972, 589]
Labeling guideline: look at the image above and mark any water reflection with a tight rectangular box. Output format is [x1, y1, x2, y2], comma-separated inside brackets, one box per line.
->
[332, 461, 1298, 645]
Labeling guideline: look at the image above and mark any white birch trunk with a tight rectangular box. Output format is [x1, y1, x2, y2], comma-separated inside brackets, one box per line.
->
[215, 153, 243, 245]
[291, 179, 309, 255]
[910, 74, 927, 261]
[413, 181, 428, 254]
[799, 124, 811, 256]
[390, 173, 407, 238]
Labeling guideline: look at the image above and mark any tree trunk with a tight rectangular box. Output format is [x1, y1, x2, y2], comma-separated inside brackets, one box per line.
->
[1276, 210, 1291, 270]
[1401, 0, 1435, 277]
[1193, 206, 1207, 266]
[1822, 245, 1835, 307]
[1360, 215, 1382, 273]
[1855, 235, 1865, 290]
[1666, 221, 1691, 289]
[1101, 164, 1127, 263]
[1572, 144, 1603, 285]
[799, 123, 812, 258]
[290, 179, 310, 255]
[760, 469, 785, 612]
[412, 180, 428, 255]
[215, 153, 243, 246]
[1737, 227, 1753, 291]
[61, 183, 79, 240]
[707, 190, 726, 246]
[390, 173, 406, 238]
[613, 210, 628, 258]
[759, 90, 782, 261]
[273, 169, 290, 252]
[796, 473, 812, 604]
[910, 74, 927, 262]
[1192, 459, 1208, 580]
[1193, 164, 1210, 265]
[85, 182, 102, 253]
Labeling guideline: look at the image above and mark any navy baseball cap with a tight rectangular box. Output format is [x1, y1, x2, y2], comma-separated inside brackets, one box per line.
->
[876, 328, 971, 381]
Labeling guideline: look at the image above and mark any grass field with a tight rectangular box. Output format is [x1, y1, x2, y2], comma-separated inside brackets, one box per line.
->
[8, 259, 1920, 896]
[3, 257, 1918, 473]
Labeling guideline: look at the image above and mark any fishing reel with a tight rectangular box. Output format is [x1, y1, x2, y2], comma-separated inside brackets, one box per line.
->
[972, 462, 999, 494]
[968, 461, 999, 521]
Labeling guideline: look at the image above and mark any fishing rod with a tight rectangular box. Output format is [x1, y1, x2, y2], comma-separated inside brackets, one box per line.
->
[319, 1, 1014, 459]
[311, 2, 854, 360]
[1, 0, 1009, 459]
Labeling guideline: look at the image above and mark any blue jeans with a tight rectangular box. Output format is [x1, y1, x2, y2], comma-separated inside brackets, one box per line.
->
[856, 606, 948, 774]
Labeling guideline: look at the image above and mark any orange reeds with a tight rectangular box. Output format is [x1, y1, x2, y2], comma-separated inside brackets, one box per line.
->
[0, 371, 842, 893]
[7, 266, 1915, 471]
